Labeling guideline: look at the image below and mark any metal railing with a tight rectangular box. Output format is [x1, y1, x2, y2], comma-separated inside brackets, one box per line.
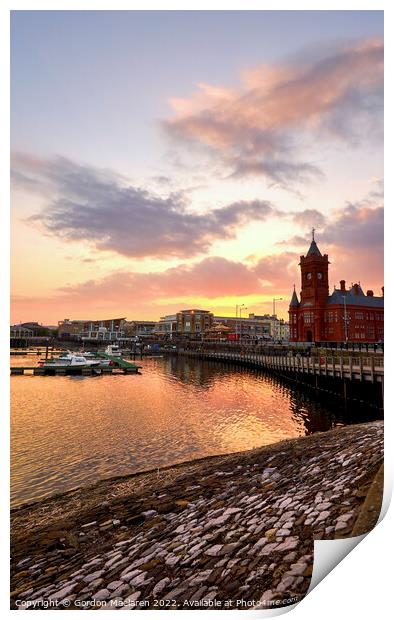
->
[178, 350, 384, 383]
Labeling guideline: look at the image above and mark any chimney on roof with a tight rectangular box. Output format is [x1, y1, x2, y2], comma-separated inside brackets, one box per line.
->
[340, 280, 346, 293]
[367, 290, 374, 297]
[354, 283, 360, 295]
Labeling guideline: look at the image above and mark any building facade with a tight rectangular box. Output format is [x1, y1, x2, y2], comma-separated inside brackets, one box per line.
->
[289, 236, 384, 343]
[176, 309, 214, 335]
[155, 315, 178, 337]
[123, 320, 157, 338]
[247, 314, 290, 341]
[215, 315, 272, 340]
[155, 310, 214, 337]
[58, 318, 126, 341]
[10, 325, 34, 338]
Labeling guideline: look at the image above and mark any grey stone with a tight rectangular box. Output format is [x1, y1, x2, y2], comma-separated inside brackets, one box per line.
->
[92, 588, 111, 601]
[83, 570, 104, 584]
[104, 553, 123, 569]
[205, 545, 223, 557]
[153, 577, 171, 596]
[111, 584, 130, 598]
[107, 580, 124, 591]
[48, 583, 76, 601]
[129, 571, 148, 587]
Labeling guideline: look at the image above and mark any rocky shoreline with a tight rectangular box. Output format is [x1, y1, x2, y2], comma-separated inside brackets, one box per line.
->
[11, 421, 383, 610]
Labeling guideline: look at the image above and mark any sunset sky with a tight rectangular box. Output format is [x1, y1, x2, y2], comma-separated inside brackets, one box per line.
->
[11, 10, 384, 324]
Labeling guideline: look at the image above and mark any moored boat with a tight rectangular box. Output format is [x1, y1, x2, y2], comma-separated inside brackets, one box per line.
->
[105, 344, 122, 357]
[81, 352, 112, 366]
[40, 353, 101, 368]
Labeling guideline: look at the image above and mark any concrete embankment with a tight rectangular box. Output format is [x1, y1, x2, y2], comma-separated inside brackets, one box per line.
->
[11, 421, 383, 610]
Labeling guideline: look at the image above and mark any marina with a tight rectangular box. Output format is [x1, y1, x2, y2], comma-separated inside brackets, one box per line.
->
[10, 349, 141, 375]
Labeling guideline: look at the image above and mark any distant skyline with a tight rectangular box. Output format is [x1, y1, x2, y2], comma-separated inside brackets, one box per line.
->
[11, 10, 384, 324]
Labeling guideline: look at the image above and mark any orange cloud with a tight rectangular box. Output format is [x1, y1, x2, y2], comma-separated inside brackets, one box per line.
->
[164, 39, 383, 187]
[11, 253, 300, 323]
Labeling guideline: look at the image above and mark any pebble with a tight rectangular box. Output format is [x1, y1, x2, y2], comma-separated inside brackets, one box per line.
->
[83, 570, 104, 584]
[48, 583, 76, 601]
[92, 588, 111, 601]
[153, 577, 170, 596]
[107, 580, 124, 591]
[205, 545, 223, 557]
[81, 521, 97, 529]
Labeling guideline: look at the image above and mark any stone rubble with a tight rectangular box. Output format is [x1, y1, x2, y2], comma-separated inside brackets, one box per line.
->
[10, 421, 383, 610]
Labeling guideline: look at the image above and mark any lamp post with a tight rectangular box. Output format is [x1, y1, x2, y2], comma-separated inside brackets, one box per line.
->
[239, 306, 248, 342]
[272, 297, 283, 317]
[235, 303, 245, 341]
[272, 298, 283, 341]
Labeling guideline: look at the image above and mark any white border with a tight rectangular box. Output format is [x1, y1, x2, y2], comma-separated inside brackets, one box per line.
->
[2, 2, 392, 617]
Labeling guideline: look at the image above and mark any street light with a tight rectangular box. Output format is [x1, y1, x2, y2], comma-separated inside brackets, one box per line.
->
[235, 303, 245, 341]
[239, 306, 248, 341]
[272, 297, 283, 317]
[272, 298, 283, 341]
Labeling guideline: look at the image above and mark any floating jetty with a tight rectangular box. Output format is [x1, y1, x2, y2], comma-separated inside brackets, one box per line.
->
[96, 352, 140, 369]
[10, 357, 141, 376]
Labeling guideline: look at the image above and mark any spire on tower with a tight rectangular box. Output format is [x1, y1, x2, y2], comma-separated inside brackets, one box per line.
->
[290, 285, 299, 307]
[306, 229, 322, 257]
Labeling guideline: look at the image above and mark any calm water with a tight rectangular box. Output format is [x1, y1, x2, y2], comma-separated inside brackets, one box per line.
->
[11, 354, 377, 507]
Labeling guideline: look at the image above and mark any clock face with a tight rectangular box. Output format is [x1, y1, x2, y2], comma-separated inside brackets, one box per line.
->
[307, 272, 312, 280]
[317, 272, 323, 280]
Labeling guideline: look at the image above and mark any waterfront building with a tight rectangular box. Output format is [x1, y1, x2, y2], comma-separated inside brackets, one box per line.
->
[10, 322, 56, 337]
[123, 320, 157, 338]
[10, 325, 34, 338]
[154, 315, 178, 337]
[289, 234, 384, 343]
[155, 310, 214, 337]
[176, 309, 214, 335]
[247, 314, 290, 341]
[277, 319, 290, 341]
[58, 317, 126, 342]
[214, 315, 272, 340]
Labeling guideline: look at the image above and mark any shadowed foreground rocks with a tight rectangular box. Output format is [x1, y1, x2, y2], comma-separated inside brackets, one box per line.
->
[11, 421, 383, 610]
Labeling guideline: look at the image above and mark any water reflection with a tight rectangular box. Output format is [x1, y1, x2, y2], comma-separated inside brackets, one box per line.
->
[11, 355, 378, 507]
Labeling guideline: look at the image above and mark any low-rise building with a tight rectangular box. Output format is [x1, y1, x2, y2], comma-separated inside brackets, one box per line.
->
[155, 309, 214, 337]
[215, 315, 272, 340]
[155, 315, 178, 337]
[248, 314, 290, 341]
[277, 319, 290, 341]
[123, 320, 157, 338]
[58, 317, 126, 341]
[10, 325, 34, 338]
[176, 309, 214, 336]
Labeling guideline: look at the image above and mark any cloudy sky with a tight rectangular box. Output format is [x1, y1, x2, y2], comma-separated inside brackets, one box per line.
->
[11, 10, 384, 324]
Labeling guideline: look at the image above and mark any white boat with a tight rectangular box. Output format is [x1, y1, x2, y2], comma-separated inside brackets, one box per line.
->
[81, 352, 112, 366]
[105, 344, 122, 357]
[41, 352, 100, 368]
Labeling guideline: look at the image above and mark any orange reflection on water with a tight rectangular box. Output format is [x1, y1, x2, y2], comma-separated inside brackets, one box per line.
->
[11, 355, 343, 507]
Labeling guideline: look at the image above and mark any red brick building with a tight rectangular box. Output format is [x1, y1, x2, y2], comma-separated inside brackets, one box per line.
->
[289, 235, 384, 343]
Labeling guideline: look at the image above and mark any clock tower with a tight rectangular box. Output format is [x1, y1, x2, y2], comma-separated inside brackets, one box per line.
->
[290, 230, 330, 342]
[300, 229, 329, 305]
[289, 231, 383, 343]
